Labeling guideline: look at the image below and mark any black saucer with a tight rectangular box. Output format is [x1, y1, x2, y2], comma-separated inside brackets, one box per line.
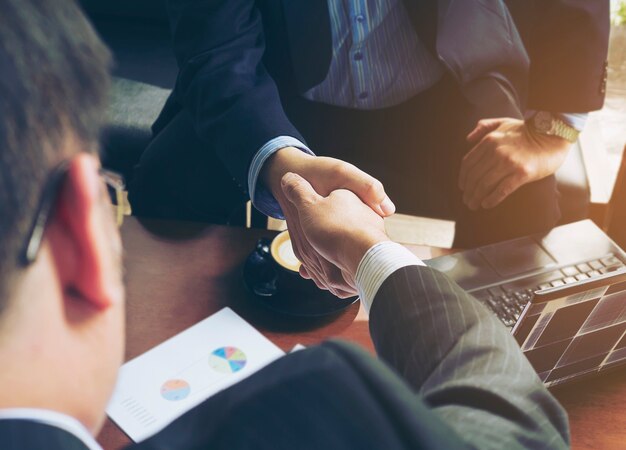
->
[243, 238, 358, 317]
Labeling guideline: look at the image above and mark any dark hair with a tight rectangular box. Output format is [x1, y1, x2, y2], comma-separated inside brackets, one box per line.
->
[0, 0, 111, 303]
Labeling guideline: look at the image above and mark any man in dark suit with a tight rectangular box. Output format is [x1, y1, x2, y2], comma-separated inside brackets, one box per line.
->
[1, 1, 569, 448]
[128, 0, 609, 299]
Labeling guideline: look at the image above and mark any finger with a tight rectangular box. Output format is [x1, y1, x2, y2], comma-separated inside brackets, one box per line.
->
[332, 288, 357, 299]
[459, 142, 489, 190]
[292, 235, 326, 289]
[322, 263, 357, 294]
[310, 275, 328, 291]
[332, 279, 357, 298]
[466, 166, 511, 211]
[317, 261, 343, 297]
[281, 172, 321, 207]
[280, 176, 350, 292]
[279, 188, 334, 294]
[341, 269, 356, 289]
[466, 118, 506, 144]
[299, 265, 312, 279]
[282, 200, 326, 284]
[331, 163, 395, 217]
[462, 152, 498, 206]
[481, 174, 524, 209]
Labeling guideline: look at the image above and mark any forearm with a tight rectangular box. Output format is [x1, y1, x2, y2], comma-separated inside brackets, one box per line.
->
[368, 265, 569, 448]
[167, 0, 303, 192]
[462, 76, 524, 132]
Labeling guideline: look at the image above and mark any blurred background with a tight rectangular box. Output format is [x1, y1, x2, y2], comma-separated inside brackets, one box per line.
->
[592, 0, 626, 198]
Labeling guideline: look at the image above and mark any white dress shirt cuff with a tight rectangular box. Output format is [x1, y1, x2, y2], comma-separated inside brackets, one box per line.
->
[247, 136, 314, 219]
[355, 241, 425, 314]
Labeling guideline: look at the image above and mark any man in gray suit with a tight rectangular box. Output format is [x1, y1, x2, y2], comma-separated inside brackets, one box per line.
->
[1, 0, 568, 448]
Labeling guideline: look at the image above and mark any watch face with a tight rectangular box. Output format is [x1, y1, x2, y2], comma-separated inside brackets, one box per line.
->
[534, 112, 553, 133]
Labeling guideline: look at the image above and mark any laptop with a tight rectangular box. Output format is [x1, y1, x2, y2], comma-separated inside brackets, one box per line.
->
[425, 220, 626, 387]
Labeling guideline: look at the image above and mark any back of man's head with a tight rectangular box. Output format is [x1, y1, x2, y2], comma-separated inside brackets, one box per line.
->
[0, 0, 110, 302]
[0, 0, 125, 434]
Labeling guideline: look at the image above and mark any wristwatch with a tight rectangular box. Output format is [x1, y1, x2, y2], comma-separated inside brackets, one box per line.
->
[528, 111, 580, 143]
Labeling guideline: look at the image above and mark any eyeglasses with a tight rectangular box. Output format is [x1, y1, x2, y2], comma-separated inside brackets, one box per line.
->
[20, 161, 126, 266]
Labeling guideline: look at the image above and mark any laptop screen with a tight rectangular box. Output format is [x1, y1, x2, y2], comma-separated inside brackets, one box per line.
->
[513, 271, 626, 387]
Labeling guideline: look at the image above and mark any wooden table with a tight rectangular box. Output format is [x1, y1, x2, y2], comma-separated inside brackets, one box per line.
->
[97, 218, 626, 450]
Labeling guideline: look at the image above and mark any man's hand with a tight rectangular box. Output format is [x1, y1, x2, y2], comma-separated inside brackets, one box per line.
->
[459, 118, 571, 210]
[262, 147, 394, 298]
[280, 172, 390, 286]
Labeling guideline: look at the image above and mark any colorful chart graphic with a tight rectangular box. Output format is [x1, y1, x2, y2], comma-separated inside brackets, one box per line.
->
[160, 379, 190, 401]
[208, 347, 247, 374]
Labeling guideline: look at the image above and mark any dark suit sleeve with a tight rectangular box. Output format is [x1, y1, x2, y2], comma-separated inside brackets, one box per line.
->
[135, 342, 470, 450]
[437, 1, 530, 127]
[166, 0, 304, 193]
[369, 266, 570, 449]
[507, 0, 610, 112]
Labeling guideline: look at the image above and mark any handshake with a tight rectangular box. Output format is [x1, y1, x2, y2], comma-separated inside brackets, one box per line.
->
[262, 147, 395, 298]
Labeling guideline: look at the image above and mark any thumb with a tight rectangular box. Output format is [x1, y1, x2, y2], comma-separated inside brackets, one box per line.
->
[467, 118, 506, 144]
[281, 172, 321, 207]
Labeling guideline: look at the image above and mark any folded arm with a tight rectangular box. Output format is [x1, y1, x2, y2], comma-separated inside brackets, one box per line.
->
[457, 0, 609, 210]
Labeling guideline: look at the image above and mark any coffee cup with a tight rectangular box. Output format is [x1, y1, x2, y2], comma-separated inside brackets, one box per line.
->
[243, 230, 358, 316]
[270, 230, 301, 274]
[244, 230, 303, 298]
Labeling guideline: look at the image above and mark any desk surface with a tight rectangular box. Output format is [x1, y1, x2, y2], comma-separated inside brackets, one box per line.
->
[97, 218, 626, 450]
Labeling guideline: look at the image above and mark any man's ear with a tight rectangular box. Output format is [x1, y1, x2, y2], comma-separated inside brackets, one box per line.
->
[48, 153, 116, 309]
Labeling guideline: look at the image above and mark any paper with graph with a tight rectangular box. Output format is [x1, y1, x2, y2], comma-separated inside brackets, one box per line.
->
[106, 307, 284, 442]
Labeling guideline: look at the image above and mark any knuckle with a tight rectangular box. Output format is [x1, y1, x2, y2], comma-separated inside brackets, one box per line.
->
[513, 166, 527, 180]
[484, 134, 497, 145]
[285, 184, 302, 201]
[331, 161, 350, 178]
[519, 163, 534, 179]
[501, 151, 515, 165]
[364, 178, 384, 198]
[499, 183, 514, 198]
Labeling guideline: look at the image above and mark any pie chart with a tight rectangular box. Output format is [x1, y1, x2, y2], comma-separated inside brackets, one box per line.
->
[160, 379, 190, 401]
[208, 346, 247, 374]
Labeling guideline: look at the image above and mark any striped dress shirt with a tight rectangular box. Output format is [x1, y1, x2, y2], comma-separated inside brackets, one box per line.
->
[303, 0, 444, 109]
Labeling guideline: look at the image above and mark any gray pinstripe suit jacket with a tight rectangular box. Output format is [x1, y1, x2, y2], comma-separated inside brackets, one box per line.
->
[1, 266, 569, 449]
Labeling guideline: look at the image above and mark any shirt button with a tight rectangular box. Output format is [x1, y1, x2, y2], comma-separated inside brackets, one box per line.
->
[355, 14, 365, 23]
[358, 92, 369, 100]
[354, 52, 363, 61]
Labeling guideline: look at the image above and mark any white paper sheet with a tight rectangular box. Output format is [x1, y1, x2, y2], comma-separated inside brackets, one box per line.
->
[106, 307, 284, 442]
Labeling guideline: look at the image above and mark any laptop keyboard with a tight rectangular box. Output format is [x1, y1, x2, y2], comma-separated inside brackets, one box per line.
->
[474, 254, 626, 328]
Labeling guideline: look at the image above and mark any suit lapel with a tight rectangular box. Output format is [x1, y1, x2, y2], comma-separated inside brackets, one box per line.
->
[281, 0, 332, 92]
